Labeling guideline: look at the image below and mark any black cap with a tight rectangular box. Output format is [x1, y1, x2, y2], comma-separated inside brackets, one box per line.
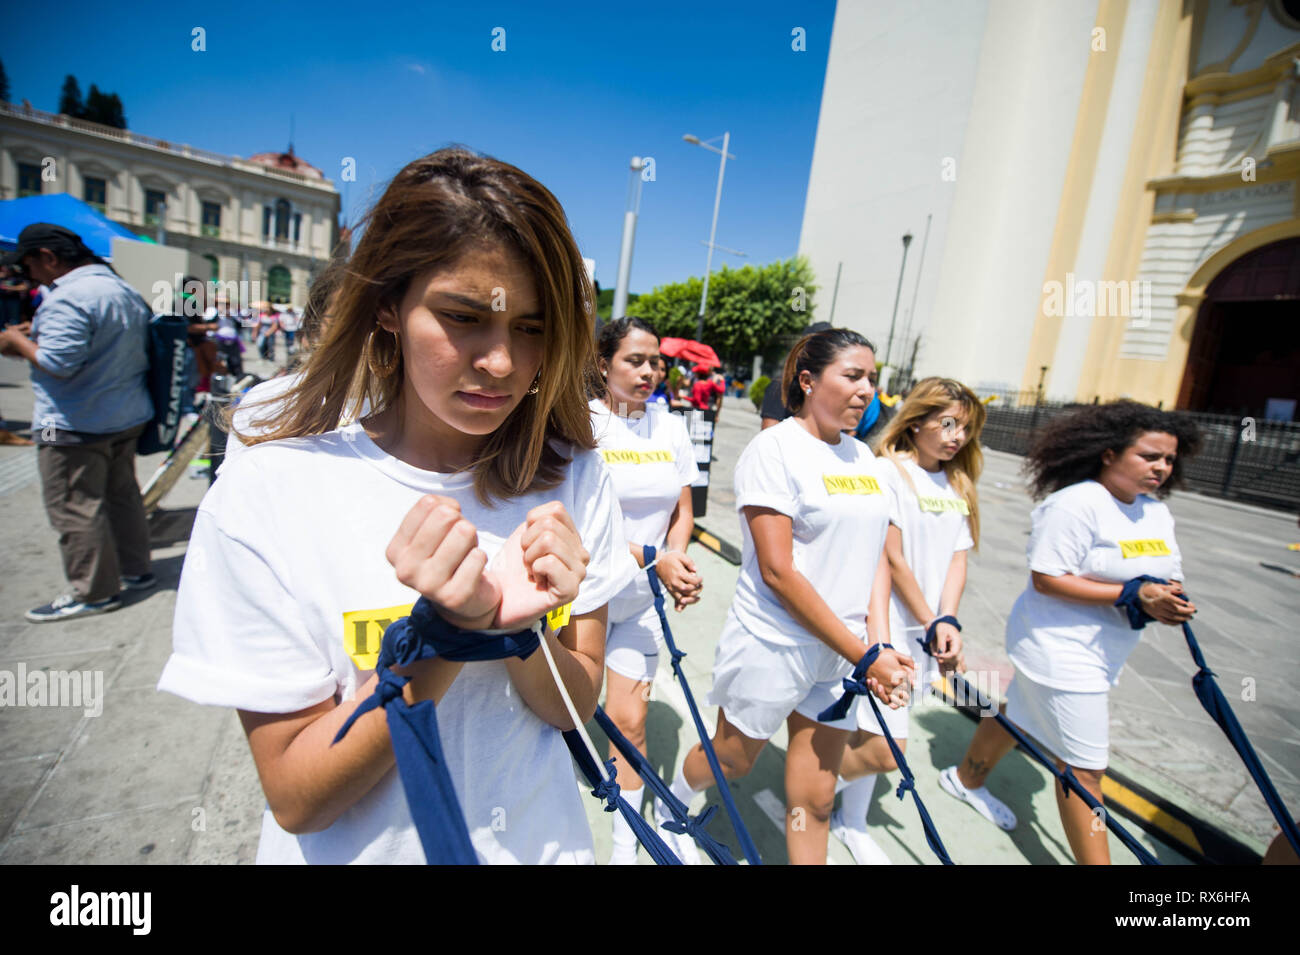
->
[2, 223, 94, 267]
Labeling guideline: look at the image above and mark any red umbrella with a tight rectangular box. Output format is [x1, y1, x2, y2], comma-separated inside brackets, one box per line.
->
[659, 337, 721, 368]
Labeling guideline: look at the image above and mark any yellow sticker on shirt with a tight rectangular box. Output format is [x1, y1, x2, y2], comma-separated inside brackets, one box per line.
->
[342, 602, 415, 671]
[600, 449, 674, 465]
[1118, 539, 1171, 558]
[547, 603, 573, 631]
[918, 495, 970, 515]
[823, 474, 882, 495]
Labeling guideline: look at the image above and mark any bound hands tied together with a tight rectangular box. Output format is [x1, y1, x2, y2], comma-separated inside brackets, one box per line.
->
[386, 495, 590, 633]
[655, 550, 703, 612]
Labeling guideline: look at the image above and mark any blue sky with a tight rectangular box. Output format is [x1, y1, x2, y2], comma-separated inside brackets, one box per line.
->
[3, 0, 837, 294]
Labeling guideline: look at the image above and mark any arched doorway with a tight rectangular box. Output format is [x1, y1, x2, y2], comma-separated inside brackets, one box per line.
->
[1177, 237, 1300, 419]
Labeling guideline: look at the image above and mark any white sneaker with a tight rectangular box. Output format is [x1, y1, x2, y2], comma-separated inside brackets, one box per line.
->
[830, 808, 893, 865]
[654, 797, 701, 864]
[938, 765, 1017, 830]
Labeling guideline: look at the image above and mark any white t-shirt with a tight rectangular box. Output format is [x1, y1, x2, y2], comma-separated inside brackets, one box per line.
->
[588, 399, 699, 622]
[1005, 480, 1184, 692]
[158, 423, 633, 864]
[881, 456, 975, 654]
[223, 371, 369, 467]
[731, 417, 894, 648]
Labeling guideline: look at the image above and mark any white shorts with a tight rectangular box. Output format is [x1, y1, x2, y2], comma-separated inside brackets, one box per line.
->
[854, 631, 937, 740]
[605, 600, 663, 683]
[1004, 667, 1109, 770]
[707, 612, 857, 740]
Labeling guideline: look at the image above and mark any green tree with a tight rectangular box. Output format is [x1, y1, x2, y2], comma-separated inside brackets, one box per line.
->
[630, 256, 818, 363]
[58, 75, 83, 117]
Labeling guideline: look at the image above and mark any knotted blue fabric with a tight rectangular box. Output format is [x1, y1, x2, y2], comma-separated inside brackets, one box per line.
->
[644, 545, 762, 865]
[922, 615, 962, 656]
[588, 706, 736, 865]
[1117, 576, 1298, 854]
[332, 597, 541, 865]
[817, 642, 886, 724]
[562, 728, 682, 865]
[819, 643, 953, 864]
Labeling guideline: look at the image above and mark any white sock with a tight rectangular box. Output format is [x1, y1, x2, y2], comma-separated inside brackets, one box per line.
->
[611, 800, 640, 848]
[669, 767, 697, 807]
[839, 773, 877, 829]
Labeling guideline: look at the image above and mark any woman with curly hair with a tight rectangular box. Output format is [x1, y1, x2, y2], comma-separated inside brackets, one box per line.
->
[938, 400, 1201, 864]
[833, 377, 985, 864]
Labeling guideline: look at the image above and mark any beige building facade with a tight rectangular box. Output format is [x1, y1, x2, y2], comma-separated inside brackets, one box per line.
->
[0, 102, 340, 309]
[799, 0, 1300, 417]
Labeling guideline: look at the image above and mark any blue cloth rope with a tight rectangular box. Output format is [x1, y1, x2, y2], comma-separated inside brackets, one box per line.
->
[591, 706, 738, 865]
[947, 671, 1159, 865]
[331, 597, 541, 865]
[562, 729, 682, 865]
[922, 615, 961, 656]
[1116, 576, 1299, 856]
[644, 545, 763, 865]
[817, 643, 953, 865]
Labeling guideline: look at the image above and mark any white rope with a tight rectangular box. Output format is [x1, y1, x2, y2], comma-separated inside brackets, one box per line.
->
[532, 620, 614, 786]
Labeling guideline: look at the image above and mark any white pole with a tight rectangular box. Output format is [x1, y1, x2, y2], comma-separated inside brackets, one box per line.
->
[612, 157, 644, 321]
[696, 131, 729, 341]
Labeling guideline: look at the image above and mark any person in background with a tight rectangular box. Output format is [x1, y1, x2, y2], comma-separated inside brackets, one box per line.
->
[256, 307, 280, 362]
[648, 355, 670, 407]
[938, 401, 1200, 865]
[0, 223, 155, 622]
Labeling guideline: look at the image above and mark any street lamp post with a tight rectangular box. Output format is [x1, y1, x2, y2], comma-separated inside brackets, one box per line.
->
[683, 132, 735, 341]
[612, 156, 647, 322]
[883, 231, 913, 377]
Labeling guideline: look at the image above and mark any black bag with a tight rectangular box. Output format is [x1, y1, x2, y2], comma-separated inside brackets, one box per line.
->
[136, 314, 192, 456]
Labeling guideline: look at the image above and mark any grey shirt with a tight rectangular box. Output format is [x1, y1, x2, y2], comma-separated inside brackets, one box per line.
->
[31, 263, 152, 439]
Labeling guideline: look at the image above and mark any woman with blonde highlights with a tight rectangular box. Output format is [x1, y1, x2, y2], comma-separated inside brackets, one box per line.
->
[160, 147, 635, 864]
[833, 377, 985, 864]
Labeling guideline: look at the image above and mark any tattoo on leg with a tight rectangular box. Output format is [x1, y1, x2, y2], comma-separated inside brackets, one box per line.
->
[965, 757, 988, 777]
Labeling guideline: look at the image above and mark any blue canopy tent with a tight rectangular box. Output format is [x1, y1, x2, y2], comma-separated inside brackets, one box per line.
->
[0, 193, 145, 258]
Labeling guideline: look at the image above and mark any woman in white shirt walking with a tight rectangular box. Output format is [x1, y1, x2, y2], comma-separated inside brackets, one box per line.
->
[663, 328, 914, 865]
[833, 377, 986, 865]
[159, 148, 633, 864]
[939, 400, 1201, 864]
[591, 316, 703, 864]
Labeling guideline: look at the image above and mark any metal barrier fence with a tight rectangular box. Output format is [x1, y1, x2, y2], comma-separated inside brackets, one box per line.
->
[976, 393, 1300, 511]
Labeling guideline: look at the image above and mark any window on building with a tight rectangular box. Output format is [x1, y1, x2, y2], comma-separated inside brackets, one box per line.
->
[267, 265, 292, 304]
[204, 255, 220, 283]
[201, 201, 222, 238]
[263, 205, 273, 238]
[274, 199, 291, 240]
[293, 212, 302, 245]
[18, 163, 43, 198]
[83, 176, 107, 214]
[144, 189, 167, 226]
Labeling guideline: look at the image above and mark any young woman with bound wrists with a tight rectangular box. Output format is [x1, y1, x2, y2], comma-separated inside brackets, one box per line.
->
[590, 316, 703, 864]
[159, 148, 633, 864]
[939, 400, 1201, 864]
[662, 328, 915, 865]
[833, 377, 986, 865]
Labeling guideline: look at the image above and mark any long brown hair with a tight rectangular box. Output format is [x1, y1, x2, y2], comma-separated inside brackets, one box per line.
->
[233, 147, 598, 504]
[873, 377, 986, 547]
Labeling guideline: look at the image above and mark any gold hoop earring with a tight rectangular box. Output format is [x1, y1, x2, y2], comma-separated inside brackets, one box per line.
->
[367, 328, 401, 378]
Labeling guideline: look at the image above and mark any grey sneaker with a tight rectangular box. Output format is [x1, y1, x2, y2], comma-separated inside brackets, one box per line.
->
[26, 593, 122, 623]
[120, 573, 157, 592]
